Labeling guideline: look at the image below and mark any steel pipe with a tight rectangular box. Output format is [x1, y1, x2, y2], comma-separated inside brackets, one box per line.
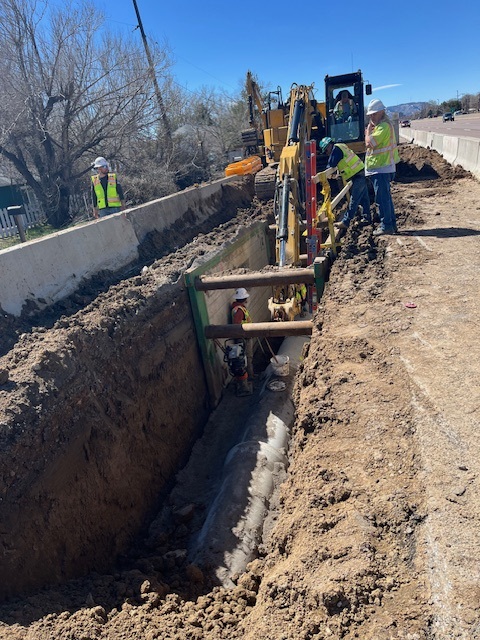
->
[195, 268, 315, 291]
[205, 321, 312, 339]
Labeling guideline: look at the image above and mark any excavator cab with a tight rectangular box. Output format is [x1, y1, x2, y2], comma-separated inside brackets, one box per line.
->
[325, 71, 372, 155]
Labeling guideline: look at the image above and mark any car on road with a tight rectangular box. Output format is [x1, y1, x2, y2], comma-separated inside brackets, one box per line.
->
[400, 120, 411, 127]
[442, 112, 454, 122]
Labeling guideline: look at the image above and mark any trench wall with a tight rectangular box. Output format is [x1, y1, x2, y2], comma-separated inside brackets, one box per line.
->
[0, 177, 241, 317]
[0, 203, 272, 600]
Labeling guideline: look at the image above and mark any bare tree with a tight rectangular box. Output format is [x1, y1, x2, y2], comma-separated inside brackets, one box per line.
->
[0, 0, 171, 227]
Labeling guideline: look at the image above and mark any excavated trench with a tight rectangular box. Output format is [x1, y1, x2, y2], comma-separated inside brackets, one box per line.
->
[0, 143, 472, 629]
[0, 176, 272, 602]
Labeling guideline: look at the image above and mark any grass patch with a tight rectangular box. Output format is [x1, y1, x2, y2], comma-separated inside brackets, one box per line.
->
[0, 223, 57, 250]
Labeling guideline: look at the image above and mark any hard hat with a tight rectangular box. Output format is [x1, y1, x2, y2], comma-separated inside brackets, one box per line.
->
[366, 99, 386, 115]
[319, 137, 334, 153]
[93, 156, 108, 168]
[234, 287, 249, 300]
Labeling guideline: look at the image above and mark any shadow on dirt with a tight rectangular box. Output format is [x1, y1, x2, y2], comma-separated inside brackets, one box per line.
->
[401, 227, 480, 238]
[395, 160, 439, 182]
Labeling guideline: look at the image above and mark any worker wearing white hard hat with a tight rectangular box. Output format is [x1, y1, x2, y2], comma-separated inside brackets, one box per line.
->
[366, 99, 386, 115]
[234, 287, 249, 301]
[365, 98, 400, 236]
[93, 156, 109, 168]
[91, 155, 126, 219]
[231, 288, 254, 379]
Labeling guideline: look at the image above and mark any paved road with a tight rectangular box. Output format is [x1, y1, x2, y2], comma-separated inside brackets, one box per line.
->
[407, 112, 480, 139]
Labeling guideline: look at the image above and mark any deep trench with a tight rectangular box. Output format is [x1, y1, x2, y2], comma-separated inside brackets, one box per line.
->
[0, 153, 433, 609]
[0, 176, 295, 607]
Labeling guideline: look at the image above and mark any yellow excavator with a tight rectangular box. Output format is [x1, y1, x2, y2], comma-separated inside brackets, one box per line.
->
[228, 70, 372, 321]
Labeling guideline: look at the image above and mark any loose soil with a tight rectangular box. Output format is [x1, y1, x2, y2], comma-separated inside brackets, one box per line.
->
[0, 144, 479, 639]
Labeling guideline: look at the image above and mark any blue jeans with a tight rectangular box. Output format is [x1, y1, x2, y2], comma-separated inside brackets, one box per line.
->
[342, 175, 371, 226]
[371, 173, 397, 231]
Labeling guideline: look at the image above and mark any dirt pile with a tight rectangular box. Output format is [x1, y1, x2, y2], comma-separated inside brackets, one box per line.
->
[0, 145, 479, 639]
[396, 143, 471, 182]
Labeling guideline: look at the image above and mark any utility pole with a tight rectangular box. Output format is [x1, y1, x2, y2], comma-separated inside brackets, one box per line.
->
[131, 0, 172, 145]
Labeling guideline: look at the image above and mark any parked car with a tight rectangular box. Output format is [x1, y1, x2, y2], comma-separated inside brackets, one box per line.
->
[400, 120, 411, 127]
[454, 110, 464, 116]
[442, 112, 454, 122]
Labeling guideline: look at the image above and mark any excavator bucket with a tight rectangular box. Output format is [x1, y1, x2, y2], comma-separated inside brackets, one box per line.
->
[225, 156, 262, 177]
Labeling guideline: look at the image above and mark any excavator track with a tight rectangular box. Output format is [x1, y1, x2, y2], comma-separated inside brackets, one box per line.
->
[254, 164, 278, 201]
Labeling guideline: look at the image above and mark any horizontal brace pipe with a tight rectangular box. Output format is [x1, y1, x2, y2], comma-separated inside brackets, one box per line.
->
[195, 268, 315, 291]
[205, 321, 313, 339]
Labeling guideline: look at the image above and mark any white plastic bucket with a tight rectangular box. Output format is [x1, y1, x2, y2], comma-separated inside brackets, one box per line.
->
[270, 354, 289, 376]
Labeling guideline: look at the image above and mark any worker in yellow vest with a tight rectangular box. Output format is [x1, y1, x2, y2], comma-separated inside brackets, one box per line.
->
[231, 288, 254, 383]
[91, 156, 125, 219]
[318, 137, 371, 229]
[365, 99, 400, 236]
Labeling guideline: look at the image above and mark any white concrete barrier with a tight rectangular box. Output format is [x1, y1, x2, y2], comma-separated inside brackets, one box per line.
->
[0, 215, 139, 316]
[441, 136, 459, 165]
[402, 128, 480, 180]
[0, 177, 243, 316]
[431, 133, 444, 156]
[455, 137, 480, 177]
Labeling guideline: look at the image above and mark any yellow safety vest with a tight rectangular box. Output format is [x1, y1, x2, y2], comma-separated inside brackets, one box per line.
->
[295, 284, 307, 301]
[335, 143, 365, 182]
[92, 173, 121, 209]
[365, 121, 400, 171]
[231, 303, 251, 324]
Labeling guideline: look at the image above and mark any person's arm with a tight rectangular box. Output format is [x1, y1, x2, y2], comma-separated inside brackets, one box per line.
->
[365, 121, 376, 149]
[92, 183, 99, 219]
[326, 146, 343, 169]
[232, 306, 245, 325]
[116, 181, 126, 211]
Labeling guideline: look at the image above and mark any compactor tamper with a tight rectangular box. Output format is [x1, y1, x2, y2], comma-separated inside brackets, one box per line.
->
[224, 339, 253, 396]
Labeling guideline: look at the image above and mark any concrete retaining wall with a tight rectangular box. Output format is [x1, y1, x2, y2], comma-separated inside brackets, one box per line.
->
[0, 177, 241, 317]
[400, 128, 480, 179]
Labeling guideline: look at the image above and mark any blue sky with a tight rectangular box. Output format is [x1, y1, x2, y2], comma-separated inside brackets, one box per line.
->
[107, 0, 480, 108]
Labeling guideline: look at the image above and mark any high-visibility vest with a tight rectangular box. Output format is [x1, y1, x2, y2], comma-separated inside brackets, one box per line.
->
[365, 121, 400, 171]
[334, 99, 355, 119]
[295, 284, 307, 302]
[92, 173, 121, 209]
[335, 143, 365, 182]
[231, 303, 251, 324]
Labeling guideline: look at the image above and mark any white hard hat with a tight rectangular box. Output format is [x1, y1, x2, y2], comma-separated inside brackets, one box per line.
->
[234, 287, 249, 300]
[93, 156, 108, 168]
[366, 99, 386, 115]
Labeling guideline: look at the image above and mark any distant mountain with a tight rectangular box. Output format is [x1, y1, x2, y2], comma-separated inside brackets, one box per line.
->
[387, 102, 428, 117]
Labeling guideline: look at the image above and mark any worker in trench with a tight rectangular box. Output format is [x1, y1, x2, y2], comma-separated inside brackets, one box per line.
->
[231, 288, 255, 390]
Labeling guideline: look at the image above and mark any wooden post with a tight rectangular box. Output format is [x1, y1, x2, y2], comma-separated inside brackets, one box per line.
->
[7, 206, 27, 243]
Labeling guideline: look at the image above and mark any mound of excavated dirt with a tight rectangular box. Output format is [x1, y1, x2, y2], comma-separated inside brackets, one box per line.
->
[396, 142, 471, 182]
[0, 146, 479, 639]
